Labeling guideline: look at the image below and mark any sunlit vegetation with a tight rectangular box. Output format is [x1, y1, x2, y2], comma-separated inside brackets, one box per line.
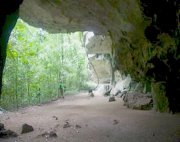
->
[1, 19, 89, 110]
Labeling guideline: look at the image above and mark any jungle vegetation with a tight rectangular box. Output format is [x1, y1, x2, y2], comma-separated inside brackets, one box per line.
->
[1, 19, 89, 110]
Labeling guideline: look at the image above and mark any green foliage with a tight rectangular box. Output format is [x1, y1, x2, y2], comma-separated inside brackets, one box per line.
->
[107, 0, 119, 8]
[1, 19, 88, 110]
[108, 0, 179, 112]
[152, 83, 169, 112]
[96, 0, 105, 7]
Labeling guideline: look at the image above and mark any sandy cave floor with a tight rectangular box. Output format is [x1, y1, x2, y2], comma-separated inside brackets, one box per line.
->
[0, 93, 180, 142]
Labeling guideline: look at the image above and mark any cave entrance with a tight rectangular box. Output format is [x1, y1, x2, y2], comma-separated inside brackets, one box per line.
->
[1, 19, 89, 110]
[1, 19, 119, 110]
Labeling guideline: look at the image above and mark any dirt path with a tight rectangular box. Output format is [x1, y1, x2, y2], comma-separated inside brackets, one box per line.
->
[0, 93, 180, 142]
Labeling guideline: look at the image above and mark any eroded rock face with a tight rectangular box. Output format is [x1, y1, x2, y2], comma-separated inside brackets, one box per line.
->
[86, 35, 112, 54]
[20, 0, 140, 36]
[0, 0, 179, 112]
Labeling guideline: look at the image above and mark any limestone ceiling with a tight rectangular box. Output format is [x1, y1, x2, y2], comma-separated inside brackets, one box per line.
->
[19, 0, 139, 36]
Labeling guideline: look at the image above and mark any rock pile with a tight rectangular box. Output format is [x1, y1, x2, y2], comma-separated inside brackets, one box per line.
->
[0, 123, 18, 138]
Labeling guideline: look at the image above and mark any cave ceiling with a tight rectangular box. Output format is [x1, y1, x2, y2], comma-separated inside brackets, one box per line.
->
[19, 0, 141, 38]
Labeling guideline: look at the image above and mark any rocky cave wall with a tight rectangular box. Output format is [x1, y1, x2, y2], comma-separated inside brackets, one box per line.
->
[0, 0, 179, 112]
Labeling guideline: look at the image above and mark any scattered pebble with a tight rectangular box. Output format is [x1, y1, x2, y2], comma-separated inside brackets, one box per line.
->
[39, 131, 57, 138]
[49, 131, 57, 138]
[75, 124, 81, 129]
[52, 116, 58, 120]
[113, 120, 119, 125]
[63, 122, 71, 128]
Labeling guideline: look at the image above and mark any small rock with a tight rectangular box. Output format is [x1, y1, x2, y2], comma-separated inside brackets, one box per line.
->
[0, 123, 5, 131]
[40, 131, 49, 137]
[63, 122, 71, 128]
[75, 125, 81, 129]
[52, 116, 58, 120]
[40, 131, 57, 138]
[113, 120, 119, 125]
[0, 129, 18, 138]
[49, 131, 57, 138]
[21, 123, 34, 134]
[109, 96, 116, 102]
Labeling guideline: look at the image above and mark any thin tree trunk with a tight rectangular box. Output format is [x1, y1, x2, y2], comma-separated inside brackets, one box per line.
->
[15, 56, 18, 109]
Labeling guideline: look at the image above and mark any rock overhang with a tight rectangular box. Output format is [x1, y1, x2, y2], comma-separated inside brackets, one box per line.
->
[19, 0, 141, 36]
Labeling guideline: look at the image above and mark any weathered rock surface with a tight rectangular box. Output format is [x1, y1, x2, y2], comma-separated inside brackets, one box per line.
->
[110, 75, 131, 96]
[21, 123, 34, 134]
[86, 35, 112, 54]
[20, 0, 138, 35]
[0, 123, 5, 131]
[89, 56, 112, 83]
[123, 92, 153, 110]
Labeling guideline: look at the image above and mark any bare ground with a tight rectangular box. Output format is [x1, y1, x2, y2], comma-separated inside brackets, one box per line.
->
[0, 93, 180, 142]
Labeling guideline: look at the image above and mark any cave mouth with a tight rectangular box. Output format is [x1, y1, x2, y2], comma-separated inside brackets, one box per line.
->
[0, 0, 179, 114]
[0, 0, 180, 141]
[1, 19, 98, 110]
[1, 18, 133, 111]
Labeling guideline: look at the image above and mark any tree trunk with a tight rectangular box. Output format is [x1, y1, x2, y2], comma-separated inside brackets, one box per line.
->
[15, 56, 18, 108]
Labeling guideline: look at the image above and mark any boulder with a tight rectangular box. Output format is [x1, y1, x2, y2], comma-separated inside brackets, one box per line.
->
[123, 92, 153, 110]
[21, 123, 34, 134]
[109, 96, 116, 102]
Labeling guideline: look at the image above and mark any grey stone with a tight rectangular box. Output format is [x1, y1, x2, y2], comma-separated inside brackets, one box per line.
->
[109, 96, 116, 102]
[63, 122, 71, 128]
[123, 92, 153, 110]
[49, 131, 57, 138]
[0, 129, 18, 138]
[0, 123, 5, 131]
[21, 123, 34, 134]
[75, 124, 81, 129]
